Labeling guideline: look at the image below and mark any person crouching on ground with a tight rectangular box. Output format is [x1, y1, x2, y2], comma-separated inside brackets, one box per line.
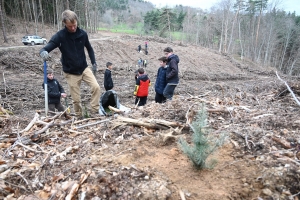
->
[163, 47, 179, 100]
[104, 62, 114, 91]
[155, 57, 168, 103]
[134, 68, 151, 106]
[42, 69, 67, 115]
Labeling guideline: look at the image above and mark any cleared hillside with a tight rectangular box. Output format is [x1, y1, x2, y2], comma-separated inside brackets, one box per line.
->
[0, 31, 299, 199]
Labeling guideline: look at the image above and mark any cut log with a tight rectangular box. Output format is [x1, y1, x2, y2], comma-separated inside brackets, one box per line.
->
[108, 105, 124, 113]
[116, 116, 182, 130]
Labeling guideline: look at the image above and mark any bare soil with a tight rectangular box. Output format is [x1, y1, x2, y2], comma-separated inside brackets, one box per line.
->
[0, 30, 299, 200]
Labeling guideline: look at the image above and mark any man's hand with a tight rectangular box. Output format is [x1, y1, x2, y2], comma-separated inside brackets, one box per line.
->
[61, 93, 67, 98]
[92, 63, 97, 75]
[40, 51, 49, 61]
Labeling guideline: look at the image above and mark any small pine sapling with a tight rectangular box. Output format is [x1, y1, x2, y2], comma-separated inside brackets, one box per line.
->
[83, 103, 90, 118]
[178, 105, 227, 169]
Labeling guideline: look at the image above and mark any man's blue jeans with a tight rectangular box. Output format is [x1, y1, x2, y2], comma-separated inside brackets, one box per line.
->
[163, 83, 178, 100]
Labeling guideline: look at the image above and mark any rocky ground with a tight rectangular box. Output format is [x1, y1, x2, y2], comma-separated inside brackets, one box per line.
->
[0, 31, 299, 200]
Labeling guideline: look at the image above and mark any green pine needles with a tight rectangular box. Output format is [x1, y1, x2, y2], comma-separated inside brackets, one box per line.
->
[83, 103, 90, 118]
[178, 105, 227, 170]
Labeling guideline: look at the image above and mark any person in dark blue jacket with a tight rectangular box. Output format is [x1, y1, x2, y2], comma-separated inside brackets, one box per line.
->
[104, 62, 114, 91]
[39, 10, 101, 118]
[163, 47, 179, 100]
[155, 57, 168, 103]
[42, 69, 67, 115]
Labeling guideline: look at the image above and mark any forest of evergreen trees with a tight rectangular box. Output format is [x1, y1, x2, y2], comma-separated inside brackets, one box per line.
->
[0, 0, 299, 75]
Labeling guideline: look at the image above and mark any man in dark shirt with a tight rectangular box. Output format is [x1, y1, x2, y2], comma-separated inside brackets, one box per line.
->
[39, 10, 101, 118]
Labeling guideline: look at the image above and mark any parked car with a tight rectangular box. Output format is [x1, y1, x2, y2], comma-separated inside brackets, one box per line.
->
[22, 35, 47, 46]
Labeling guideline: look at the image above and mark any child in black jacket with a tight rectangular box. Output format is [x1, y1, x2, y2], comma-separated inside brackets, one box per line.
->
[104, 62, 114, 91]
[42, 69, 67, 115]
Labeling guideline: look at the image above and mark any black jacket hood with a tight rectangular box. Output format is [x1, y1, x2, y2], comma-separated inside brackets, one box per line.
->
[139, 74, 149, 81]
[169, 54, 180, 64]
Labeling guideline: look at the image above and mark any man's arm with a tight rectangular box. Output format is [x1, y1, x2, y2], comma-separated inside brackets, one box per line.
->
[40, 33, 60, 54]
[84, 34, 96, 65]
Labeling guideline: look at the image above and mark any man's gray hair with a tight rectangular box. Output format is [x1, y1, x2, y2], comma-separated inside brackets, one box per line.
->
[62, 10, 78, 23]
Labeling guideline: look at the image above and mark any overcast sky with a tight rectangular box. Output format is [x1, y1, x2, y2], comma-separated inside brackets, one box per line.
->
[146, 0, 300, 15]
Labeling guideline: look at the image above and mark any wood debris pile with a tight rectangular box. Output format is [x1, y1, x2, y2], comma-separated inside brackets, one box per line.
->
[1, 54, 300, 198]
[0, 108, 176, 199]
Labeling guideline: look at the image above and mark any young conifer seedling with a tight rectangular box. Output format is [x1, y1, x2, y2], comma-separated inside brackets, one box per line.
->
[178, 105, 227, 169]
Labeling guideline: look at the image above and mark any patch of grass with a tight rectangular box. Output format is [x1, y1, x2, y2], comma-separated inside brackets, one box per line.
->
[98, 23, 144, 35]
[98, 25, 188, 39]
[171, 31, 184, 41]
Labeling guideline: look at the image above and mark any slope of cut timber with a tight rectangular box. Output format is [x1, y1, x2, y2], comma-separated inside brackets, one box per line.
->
[0, 31, 299, 200]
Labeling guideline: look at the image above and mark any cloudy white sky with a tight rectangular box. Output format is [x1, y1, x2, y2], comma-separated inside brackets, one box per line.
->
[147, 0, 300, 15]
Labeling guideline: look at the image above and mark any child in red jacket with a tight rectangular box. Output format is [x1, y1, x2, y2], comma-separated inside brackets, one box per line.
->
[134, 68, 151, 106]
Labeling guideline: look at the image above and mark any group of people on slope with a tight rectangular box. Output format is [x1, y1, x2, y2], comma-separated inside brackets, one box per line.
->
[39, 9, 179, 118]
[137, 42, 148, 55]
[103, 46, 180, 107]
[138, 58, 147, 68]
[113, 46, 180, 107]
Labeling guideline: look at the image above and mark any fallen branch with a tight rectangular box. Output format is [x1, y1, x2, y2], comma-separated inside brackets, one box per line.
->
[277, 157, 300, 166]
[65, 170, 91, 200]
[49, 146, 79, 164]
[65, 183, 80, 200]
[74, 119, 110, 129]
[20, 113, 39, 133]
[148, 119, 181, 127]
[276, 71, 300, 106]
[179, 190, 186, 200]
[185, 104, 197, 125]
[73, 117, 103, 125]
[272, 137, 292, 149]
[32, 119, 73, 140]
[15, 172, 29, 186]
[16, 142, 48, 154]
[159, 128, 182, 144]
[245, 134, 251, 150]
[253, 114, 273, 120]
[230, 139, 239, 148]
[134, 98, 140, 109]
[108, 105, 124, 113]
